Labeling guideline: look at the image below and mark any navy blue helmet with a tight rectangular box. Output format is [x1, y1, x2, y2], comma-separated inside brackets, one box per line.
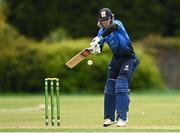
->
[98, 8, 113, 21]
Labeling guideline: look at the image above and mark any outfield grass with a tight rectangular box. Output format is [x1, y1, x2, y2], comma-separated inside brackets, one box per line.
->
[0, 92, 179, 132]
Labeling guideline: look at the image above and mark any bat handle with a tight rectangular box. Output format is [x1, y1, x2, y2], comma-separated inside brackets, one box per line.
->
[87, 48, 93, 52]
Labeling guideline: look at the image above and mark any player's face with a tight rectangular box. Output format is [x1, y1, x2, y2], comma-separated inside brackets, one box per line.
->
[101, 18, 111, 29]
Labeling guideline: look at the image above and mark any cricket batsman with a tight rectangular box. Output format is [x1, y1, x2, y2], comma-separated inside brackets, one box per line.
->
[90, 8, 140, 127]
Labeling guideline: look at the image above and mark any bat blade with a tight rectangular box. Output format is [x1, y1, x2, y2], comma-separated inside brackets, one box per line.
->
[66, 49, 91, 69]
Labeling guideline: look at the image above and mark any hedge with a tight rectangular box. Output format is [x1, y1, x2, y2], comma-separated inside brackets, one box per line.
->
[0, 37, 164, 93]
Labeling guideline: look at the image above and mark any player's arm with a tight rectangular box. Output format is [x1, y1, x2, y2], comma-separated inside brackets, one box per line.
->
[89, 24, 118, 54]
[101, 24, 118, 38]
[98, 24, 118, 51]
[91, 24, 118, 45]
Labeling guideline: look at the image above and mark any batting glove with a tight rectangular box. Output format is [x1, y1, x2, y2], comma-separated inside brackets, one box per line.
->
[90, 36, 103, 46]
[89, 43, 101, 54]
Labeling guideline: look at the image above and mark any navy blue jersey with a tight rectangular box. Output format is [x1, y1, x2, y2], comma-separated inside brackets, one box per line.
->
[98, 20, 134, 57]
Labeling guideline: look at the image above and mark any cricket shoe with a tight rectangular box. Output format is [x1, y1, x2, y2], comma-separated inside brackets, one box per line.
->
[117, 118, 128, 127]
[103, 118, 115, 127]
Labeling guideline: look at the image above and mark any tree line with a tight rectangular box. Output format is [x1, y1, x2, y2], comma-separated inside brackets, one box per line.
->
[6, 0, 180, 40]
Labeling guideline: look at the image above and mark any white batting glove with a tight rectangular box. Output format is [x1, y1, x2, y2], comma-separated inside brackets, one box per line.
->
[89, 36, 103, 54]
[89, 43, 101, 54]
[90, 36, 103, 46]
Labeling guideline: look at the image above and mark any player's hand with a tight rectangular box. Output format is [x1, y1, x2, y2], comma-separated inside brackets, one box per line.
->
[89, 43, 101, 54]
[89, 36, 103, 54]
[90, 36, 103, 46]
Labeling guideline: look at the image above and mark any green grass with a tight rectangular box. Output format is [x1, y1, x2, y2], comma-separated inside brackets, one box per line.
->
[0, 92, 179, 132]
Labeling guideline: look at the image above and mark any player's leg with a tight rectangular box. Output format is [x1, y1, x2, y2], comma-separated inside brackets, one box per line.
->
[104, 57, 118, 126]
[104, 78, 116, 126]
[115, 58, 139, 127]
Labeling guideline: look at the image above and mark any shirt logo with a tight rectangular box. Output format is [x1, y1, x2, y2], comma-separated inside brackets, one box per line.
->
[101, 11, 106, 17]
[124, 65, 129, 71]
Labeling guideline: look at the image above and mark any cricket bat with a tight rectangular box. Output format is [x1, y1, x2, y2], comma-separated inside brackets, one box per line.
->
[66, 48, 91, 69]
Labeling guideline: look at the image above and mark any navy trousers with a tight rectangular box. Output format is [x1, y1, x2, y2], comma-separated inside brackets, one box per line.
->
[104, 55, 140, 121]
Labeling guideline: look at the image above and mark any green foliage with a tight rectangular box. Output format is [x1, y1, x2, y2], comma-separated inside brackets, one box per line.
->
[0, 36, 165, 93]
[162, 0, 180, 36]
[0, 0, 7, 28]
[5, 0, 100, 39]
[5, 0, 180, 40]
[140, 35, 180, 50]
[130, 46, 164, 91]
[0, 24, 20, 46]
[138, 35, 180, 89]
[45, 27, 69, 43]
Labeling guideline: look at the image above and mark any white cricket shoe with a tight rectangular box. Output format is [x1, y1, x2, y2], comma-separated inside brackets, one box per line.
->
[117, 118, 128, 127]
[103, 118, 115, 127]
